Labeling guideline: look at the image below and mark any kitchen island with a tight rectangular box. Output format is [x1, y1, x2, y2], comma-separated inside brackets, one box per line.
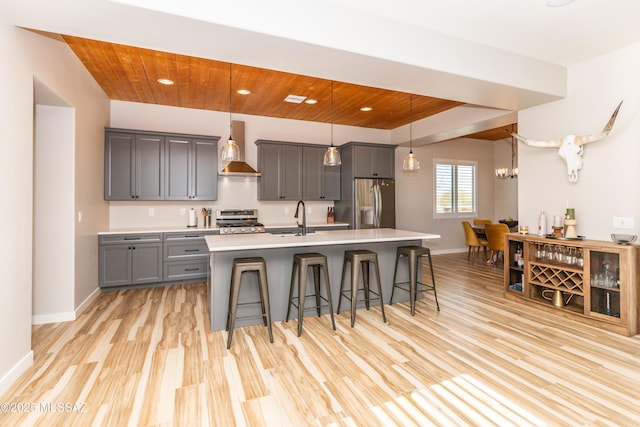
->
[205, 228, 440, 330]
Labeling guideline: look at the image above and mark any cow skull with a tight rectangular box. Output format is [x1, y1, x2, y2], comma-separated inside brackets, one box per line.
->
[508, 101, 622, 182]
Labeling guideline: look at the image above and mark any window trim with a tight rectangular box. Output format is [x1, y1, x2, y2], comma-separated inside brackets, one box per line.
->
[433, 158, 478, 219]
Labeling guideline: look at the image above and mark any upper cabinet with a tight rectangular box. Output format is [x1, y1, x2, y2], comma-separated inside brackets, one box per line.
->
[165, 136, 218, 200]
[104, 130, 164, 200]
[340, 142, 395, 179]
[257, 140, 342, 201]
[104, 128, 219, 201]
[256, 140, 303, 200]
[303, 145, 340, 201]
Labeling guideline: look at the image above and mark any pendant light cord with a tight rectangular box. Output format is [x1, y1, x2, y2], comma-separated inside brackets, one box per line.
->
[330, 81, 334, 147]
[409, 94, 413, 153]
[229, 63, 233, 138]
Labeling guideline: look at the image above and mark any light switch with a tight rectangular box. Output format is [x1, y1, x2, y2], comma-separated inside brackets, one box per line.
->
[612, 217, 634, 229]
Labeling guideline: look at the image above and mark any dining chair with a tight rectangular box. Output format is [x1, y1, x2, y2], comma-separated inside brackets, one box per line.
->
[484, 223, 510, 265]
[473, 219, 493, 226]
[462, 221, 488, 264]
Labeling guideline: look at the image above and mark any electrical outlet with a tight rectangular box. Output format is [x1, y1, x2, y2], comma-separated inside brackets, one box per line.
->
[284, 207, 290, 214]
[148, 208, 155, 217]
[307, 206, 312, 214]
[613, 217, 634, 229]
[180, 208, 186, 216]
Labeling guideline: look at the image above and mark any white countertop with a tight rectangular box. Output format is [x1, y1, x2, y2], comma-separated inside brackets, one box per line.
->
[98, 222, 349, 235]
[205, 228, 440, 252]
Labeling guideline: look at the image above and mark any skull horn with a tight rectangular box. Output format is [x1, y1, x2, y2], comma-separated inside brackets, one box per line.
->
[575, 100, 623, 146]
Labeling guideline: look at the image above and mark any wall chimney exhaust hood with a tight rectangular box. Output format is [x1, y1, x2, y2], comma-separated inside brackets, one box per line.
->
[218, 120, 261, 177]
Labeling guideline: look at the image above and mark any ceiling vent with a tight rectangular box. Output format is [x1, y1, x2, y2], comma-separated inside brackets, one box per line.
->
[284, 94, 307, 104]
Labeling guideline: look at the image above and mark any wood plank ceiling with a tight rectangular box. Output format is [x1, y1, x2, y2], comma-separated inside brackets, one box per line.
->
[63, 35, 513, 138]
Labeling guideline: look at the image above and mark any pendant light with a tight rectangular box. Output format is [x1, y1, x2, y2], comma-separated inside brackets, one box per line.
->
[220, 63, 240, 162]
[323, 81, 342, 166]
[495, 124, 518, 179]
[402, 94, 420, 170]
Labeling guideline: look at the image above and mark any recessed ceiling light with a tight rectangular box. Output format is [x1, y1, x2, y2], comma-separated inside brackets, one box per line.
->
[284, 94, 307, 104]
[236, 89, 251, 95]
[546, 0, 575, 7]
[157, 78, 174, 85]
[360, 107, 373, 112]
[305, 99, 318, 104]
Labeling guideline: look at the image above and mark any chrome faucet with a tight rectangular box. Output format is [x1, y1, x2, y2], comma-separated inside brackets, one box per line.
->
[294, 200, 307, 236]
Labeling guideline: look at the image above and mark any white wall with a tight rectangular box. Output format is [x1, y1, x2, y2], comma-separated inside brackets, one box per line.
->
[0, 24, 110, 395]
[518, 42, 640, 240]
[109, 101, 390, 227]
[33, 106, 75, 322]
[395, 138, 507, 253]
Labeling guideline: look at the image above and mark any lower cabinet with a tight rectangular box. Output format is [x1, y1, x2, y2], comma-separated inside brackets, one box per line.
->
[504, 233, 639, 336]
[163, 231, 217, 281]
[99, 234, 163, 287]
[99, 230, 218, 288]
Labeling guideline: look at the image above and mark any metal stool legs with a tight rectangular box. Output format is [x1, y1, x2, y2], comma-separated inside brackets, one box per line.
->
[390, 246, 440, 315]
[286, 253, 336, 336]
[226, 257, 273, 349]
[337, 250, 387, 327]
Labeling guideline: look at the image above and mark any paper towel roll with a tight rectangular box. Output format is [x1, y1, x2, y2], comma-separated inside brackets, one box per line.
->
[188, 208, 196, 227]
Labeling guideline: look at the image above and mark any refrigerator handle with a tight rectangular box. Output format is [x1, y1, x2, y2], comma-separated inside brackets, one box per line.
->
[374, 183, 382, 228]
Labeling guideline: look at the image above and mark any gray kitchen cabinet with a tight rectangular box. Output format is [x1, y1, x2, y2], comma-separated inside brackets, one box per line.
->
[104, 130, 165, 200]
[340, 142, 395, 178]
[99, 233, 163, 287]
[163, 231, 218, 281]
[165, 135, 219, 200]
[303, 145, 340, 200]
[256, 140, 303, 200]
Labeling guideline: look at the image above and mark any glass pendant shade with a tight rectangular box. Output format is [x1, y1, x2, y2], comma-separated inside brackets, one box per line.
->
[220, 137, 240, 162]
[323, 145, 341, 166]
[221, 63, 241, 163]
[323, 81, 341, 166]
[402, 94, 420, 171]
[403, 150, 420, 170]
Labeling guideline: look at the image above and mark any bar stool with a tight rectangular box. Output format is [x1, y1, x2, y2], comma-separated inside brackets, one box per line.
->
[286, 252, 336, 336]
[389, 246, 440, 315]
[226, 257, 273, 349]
[337, 249, 387, 327]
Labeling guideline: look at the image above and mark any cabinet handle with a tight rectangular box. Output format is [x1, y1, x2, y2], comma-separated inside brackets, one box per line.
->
[184, 235, 199, 238]
[185, 268, 200, 272]
[185, 249, 200, 252]
[124, 237, 141, 240]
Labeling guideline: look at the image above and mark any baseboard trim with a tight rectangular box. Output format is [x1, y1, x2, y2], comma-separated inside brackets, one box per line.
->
[75, 287, 100, 318]
[0, 350, 34, 396]
[32, 287, 100, 325]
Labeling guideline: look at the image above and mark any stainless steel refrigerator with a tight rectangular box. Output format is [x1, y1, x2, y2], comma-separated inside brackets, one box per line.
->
[341, 178, 395, 229]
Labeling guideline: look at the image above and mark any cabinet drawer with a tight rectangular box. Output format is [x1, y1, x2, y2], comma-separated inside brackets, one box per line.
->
[164, 240, 209, 260]
[99, 233, 163, 245]
[164, 259, 208, 281]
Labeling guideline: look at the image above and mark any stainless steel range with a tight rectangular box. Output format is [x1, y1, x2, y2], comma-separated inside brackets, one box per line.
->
[216, 209, 265, 234]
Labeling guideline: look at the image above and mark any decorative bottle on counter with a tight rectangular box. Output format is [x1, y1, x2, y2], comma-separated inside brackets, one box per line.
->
[538, 211, 546, 236]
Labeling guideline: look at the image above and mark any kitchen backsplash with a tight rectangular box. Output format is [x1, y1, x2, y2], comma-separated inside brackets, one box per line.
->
[108, 177, 335, 229]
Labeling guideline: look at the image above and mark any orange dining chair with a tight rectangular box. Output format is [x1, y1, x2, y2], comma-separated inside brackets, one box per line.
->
[462, 221, 488, 264]
[473, 219, 492, 226]
[484, 223, 510, 265]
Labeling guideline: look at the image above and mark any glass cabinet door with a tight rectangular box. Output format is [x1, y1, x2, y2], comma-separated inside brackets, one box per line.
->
[589, 250, 621, 318]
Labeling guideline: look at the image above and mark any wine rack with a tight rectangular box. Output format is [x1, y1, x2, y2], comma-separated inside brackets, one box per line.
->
[503, 233, 639, 336]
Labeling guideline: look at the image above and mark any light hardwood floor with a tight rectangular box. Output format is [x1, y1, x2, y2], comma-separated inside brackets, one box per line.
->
[2, 253, 640, 426]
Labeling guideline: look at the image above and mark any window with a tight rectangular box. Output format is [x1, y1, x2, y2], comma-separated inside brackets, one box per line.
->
[434, 159, 477, 217]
